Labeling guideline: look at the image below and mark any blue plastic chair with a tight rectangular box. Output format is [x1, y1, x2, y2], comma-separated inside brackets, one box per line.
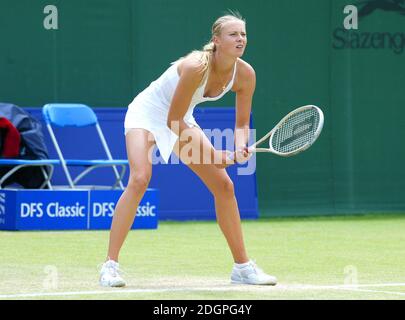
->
[0, 159, 59, 189]
[42, 104, 128, 189]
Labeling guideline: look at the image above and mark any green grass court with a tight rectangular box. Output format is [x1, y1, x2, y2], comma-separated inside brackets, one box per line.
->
[1, 214, 405, 300]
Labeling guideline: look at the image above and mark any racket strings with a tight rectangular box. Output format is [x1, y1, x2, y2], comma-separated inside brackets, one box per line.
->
[271, 108, 320, 154]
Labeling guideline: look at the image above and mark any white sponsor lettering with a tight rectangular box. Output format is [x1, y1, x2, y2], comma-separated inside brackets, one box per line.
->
[19, 201, 156, 219]
[92, 201, 156, 218]
[93, 202, 115, 217]
[136, 202, 156, 217]
[0, 193, 6, 216]
[21, 203, 44, 218]
[47, 202, 86, 217]
[20, 202, 86, 218]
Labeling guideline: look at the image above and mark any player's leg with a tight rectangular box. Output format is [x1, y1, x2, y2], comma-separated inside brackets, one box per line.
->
[100, 128, 155, 287]
[108, 128, 155, 261]
[173, 127, 277, 285]
[173, 128, 248, 263]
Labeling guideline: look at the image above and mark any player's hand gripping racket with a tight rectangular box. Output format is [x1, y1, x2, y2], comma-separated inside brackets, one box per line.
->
[230, 105, 324, 161]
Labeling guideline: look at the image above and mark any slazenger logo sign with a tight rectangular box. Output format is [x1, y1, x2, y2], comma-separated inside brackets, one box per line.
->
[333, 0, 405, 54]
[0, 193, 5, 216]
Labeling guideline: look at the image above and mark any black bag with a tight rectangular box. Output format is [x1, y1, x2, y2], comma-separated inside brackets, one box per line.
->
[0, 103, 50, 188]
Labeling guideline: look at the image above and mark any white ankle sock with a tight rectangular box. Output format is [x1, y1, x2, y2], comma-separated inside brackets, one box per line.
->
[234, 261, 251, 268]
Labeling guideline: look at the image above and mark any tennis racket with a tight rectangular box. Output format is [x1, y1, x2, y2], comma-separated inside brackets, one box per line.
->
[232, 105, 324, 160]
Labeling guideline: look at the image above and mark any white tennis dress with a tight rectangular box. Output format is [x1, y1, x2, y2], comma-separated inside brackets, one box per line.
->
[124, 60, 237, 163]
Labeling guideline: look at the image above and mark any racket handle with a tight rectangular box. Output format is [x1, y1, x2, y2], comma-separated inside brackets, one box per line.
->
[226, 147, 253, 162]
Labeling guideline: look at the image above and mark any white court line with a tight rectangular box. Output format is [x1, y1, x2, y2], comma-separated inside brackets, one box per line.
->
[2, 286, 272, 299]
[0, 287, 211, 299]
[294, 283, 405, 289]
[326, 283, 405, 288]
[2, 283, 405, 299]
[284, 283, 405, 297]
[0, 283, 405, 299]
[330, 287, 405, 297]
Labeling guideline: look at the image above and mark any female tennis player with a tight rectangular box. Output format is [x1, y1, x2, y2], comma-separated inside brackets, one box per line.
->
[99, 13, 277, 287]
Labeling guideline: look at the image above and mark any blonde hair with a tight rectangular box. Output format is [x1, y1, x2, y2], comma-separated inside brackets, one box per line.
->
[174, 11, 245, 85]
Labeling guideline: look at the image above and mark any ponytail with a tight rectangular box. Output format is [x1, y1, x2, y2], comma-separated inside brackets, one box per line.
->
[172, 41, 214, 86]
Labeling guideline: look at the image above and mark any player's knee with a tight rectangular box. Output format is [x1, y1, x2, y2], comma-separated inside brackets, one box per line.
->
[128, 171, 151, 191]
[213, 178, 234, 198]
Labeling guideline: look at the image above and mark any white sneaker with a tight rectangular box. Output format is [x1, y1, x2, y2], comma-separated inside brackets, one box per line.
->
[231, 260, 277, 285]
[99, 260, 126, 287]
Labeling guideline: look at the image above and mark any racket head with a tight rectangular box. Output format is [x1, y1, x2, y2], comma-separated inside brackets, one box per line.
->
[268, 105, 324, 156]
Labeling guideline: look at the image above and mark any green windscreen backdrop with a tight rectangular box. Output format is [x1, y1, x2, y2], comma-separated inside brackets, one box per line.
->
[1, 0, 404, 216]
